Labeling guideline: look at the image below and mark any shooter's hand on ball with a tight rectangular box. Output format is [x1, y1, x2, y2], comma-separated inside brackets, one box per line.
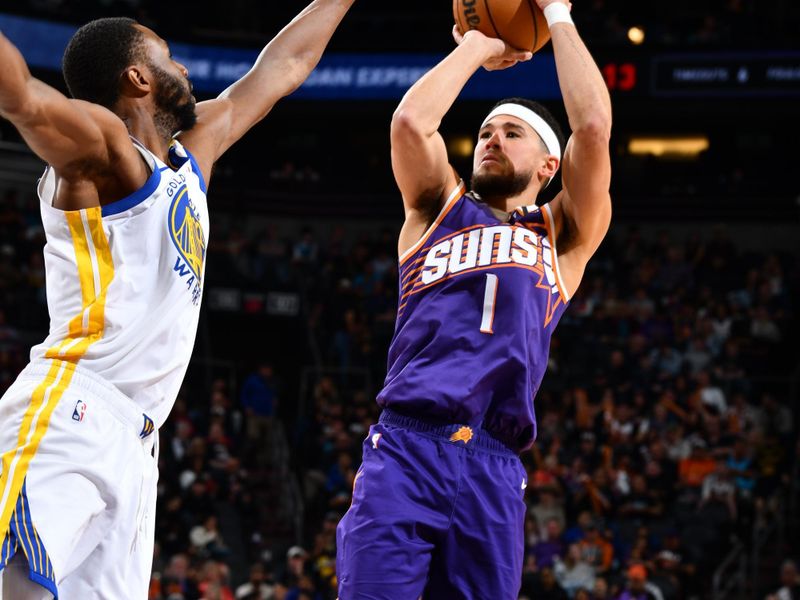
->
[452, 25, 532, 71]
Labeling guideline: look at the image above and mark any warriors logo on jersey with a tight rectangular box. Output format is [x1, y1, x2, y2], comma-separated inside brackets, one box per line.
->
[169, 183, 206, 279]
[166, 142, 207, 305]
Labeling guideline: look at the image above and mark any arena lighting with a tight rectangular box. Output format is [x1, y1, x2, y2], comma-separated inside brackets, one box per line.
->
[628, 136, 710, 158]
[628, 26, 645, 45]
[447, 135, 475, 158]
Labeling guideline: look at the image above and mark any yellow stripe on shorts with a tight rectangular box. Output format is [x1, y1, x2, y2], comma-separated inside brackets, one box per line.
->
[0, 207, 114, 541]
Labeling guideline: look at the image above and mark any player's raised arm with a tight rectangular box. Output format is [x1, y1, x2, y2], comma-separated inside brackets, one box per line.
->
[392, 28, 531, 253]
[0, 31, 128, 174]
[181, 0, 356, 174]
[540, 0, 612, 261]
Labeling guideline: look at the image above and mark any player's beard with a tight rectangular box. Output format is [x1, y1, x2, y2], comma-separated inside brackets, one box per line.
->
[150, 63, 197, 138]
[471, 167, 533, 201]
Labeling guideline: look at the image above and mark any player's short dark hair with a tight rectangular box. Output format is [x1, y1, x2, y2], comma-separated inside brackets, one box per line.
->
[491, 97, 566, 155]
[62, 17, 144, 109]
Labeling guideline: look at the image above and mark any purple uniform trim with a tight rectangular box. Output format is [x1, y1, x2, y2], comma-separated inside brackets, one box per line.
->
[377, 188, 569, 451]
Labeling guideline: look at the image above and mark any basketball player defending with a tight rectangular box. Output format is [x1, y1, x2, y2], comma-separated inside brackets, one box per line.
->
[0, 2, 355, 597]
[336, 1, 611, 598]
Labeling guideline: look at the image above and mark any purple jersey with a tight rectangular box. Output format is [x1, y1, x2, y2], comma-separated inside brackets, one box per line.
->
[377, 181, 570, 451]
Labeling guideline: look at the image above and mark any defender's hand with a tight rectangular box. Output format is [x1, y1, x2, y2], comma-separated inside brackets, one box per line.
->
[452, 25, 532, 71]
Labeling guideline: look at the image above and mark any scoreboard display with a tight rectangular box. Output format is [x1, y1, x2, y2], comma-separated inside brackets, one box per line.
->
[652, 53, 800, 97]
[602, 62, 640, 93]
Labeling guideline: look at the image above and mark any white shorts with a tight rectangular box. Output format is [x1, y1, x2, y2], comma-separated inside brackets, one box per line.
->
[0, 359, 158, 599]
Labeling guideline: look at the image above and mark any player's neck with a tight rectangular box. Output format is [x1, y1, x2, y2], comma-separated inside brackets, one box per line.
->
[117, 105, 173, 165]
[484, 184, 542, 214]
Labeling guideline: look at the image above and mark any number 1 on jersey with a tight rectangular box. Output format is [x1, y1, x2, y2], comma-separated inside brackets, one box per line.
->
[480, 273, 499, 334]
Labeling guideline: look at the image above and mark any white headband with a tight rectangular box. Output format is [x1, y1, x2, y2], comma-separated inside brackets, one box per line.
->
[481, 103, 562, 160]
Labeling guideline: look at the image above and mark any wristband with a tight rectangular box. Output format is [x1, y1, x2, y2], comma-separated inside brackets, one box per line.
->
[543, 3, 574, 28]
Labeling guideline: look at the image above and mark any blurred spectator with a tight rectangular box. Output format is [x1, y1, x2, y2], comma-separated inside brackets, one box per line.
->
[616, 565, 657, 600]
[292, 228, 319, 265]
[235, 563, 274, 600]
[765, 560, 800, 600]
[190, 515, 230, 560]
[531, 486, 567, 532]
[577, 521, 614, 575]
[525, 566, 570, 600]
[698, 461, 738, 521]
[197, 560, 235, 600]
[240, 362, 279, 453]
[160, 553, 200, 599]
[649, 551, 683, 600]
[278, 546, 310, 590]
[564, 510, 594, 545]
[593, 577, 612, 600]
[554, 543, 596, 596]
[678, 440, 717, 489]
[533, 518, 567, 569]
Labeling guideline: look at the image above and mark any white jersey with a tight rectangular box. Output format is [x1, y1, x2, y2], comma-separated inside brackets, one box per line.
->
[30, 138, 209, 427]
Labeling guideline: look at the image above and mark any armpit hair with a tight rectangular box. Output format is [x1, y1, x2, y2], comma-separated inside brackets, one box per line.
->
[556, 207, 579, 254]
[416, 188, 446, 229]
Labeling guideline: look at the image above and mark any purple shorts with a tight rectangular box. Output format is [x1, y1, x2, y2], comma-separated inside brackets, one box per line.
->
[336, 409, 527, 599]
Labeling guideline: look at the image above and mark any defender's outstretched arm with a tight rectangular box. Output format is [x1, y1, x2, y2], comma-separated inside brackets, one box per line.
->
[0, 31, 130, 174]
[184, 0, 357, 173]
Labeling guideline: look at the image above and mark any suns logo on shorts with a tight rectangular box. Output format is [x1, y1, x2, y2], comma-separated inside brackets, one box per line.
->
[169, 185, 206, 280]
[449, 426, 474, 444]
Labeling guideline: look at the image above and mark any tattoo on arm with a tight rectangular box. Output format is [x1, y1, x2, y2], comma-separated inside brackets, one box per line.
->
[564, 29, 592, 70]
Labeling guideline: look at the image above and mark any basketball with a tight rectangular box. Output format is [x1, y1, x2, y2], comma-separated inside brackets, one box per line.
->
[453, 0, 551, 53]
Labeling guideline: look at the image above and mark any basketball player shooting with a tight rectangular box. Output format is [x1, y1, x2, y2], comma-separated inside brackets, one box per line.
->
[0, 1, 355, 598]
[335, 1, 611, 597]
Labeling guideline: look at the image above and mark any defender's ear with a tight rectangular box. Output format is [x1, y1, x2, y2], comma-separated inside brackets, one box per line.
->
[119, 65, 151, 99]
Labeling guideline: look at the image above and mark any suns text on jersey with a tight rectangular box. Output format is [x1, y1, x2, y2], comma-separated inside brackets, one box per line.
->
[420, 224, 559, 293]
